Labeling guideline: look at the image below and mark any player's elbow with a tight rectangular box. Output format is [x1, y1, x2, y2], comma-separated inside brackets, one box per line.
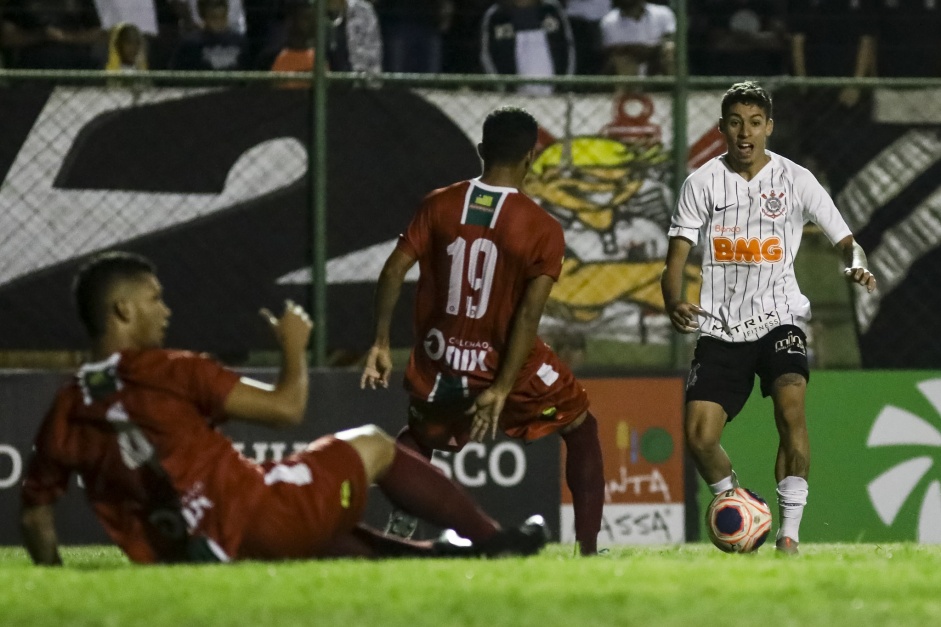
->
[272, 402, 305, 426]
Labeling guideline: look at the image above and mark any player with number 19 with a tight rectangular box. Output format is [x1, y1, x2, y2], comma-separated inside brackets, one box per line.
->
[362, 106, 605, 555]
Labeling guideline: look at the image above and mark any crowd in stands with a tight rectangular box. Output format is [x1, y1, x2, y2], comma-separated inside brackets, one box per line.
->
[0, 0, 939, 79]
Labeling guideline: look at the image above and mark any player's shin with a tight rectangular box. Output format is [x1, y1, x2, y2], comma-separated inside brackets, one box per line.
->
[376, 443, 500, 543]
[561, 413, 604, 555]
[775, 475, 808, 542]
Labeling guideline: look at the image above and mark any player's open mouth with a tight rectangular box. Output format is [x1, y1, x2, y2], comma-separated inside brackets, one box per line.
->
[737, 143, 753, 158]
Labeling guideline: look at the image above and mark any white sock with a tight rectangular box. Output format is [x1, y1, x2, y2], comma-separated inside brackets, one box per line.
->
[709, 471, 737, 496]
[776, 476, 808, 542]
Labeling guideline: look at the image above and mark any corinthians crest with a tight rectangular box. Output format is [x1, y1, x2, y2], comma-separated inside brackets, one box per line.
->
[760, 190, 787, 218]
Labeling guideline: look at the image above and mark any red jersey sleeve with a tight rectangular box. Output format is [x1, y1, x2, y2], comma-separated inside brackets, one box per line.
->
[526, 215, 565, 281]
[21, 391, 74, 507]
[132, 350, 240, 426]
[397, 193, 436, 260]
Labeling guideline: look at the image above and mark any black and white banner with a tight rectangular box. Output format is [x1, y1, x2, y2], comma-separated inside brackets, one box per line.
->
[0, 85, 938, 366]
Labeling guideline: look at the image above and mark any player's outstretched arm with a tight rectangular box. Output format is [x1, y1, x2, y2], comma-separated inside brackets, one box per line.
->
[661, 236, 704, 333]
[361, 248, 416, 390]
[468, 274, 555, 442]
[21, 504, 62, 566]
[224, 300, 312, 426]
[837, 235, 877, 293]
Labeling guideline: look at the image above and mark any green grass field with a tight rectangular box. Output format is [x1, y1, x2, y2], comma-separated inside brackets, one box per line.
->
[2, 543, 940, 626]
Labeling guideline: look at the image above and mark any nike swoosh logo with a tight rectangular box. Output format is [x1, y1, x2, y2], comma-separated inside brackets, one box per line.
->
[714, 204, 734, 212]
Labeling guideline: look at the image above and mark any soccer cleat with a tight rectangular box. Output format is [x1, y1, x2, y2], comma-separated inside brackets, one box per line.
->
[431, 529, 477, 558]
[384, 509, 419, 540]
[480, 514, 550, 558]
[775, 535, 799, 556]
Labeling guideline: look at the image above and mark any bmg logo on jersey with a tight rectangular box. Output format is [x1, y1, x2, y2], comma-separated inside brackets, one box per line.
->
[775, 331, 807, 356]
[712, 236, 783, 263]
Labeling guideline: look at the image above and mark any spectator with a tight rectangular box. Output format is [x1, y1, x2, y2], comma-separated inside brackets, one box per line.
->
[875, 0, 941, 78]
[0, 0, 105, 69]
[105, 22, 148, 71]
[243, 0, 284, 69]
[701, 0, 788, 77]
[599, 0, 675, 76]
[94, 1, 166, 69]
[262, 0, 321, 86]
[172, 0, 245, 34]
[378, 0, 452, 73]
[325, 0, 382, 73]
[785, 0, 877, 188]
[441, 0, 490, 73]
[170, 0, 248, 70]
[480, 0, 575, 96]
[564, 0, 610, 75]
[94, 0, 158, 36]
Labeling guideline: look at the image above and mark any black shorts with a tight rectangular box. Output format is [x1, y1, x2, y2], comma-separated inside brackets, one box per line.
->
[685, 325, 810, 420]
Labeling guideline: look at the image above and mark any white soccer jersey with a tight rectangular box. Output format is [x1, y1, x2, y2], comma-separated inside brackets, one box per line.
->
[668, 151, 852, 342]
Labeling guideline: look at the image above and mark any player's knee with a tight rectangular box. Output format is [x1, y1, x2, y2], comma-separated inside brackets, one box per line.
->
[335, 425, 395, 481]
[684, 419, 721, 452]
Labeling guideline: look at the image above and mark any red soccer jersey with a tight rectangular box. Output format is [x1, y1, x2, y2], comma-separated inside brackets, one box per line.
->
[20, 349, 260, 563]
[398, 178, 565, 402]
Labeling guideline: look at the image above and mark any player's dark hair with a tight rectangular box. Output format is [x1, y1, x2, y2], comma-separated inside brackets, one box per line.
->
[73, 251, 156, 339]
[480, 106, 539, 166]
[721, 81, 773, 119]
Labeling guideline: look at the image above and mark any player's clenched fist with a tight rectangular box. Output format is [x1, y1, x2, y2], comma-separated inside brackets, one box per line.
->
[260, 299, 313, 351]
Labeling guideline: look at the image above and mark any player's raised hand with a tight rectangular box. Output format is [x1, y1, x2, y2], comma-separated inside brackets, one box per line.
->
[844, 266, 877, 293]
[467, 388, 506, 442]
[360, 345, 392, 389]
[260, 299, 313, 352]
[668, 302, 706, 333]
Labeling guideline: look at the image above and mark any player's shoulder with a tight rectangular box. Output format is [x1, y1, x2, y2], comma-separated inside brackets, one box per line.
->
[684, 155, 726, 187]
[646, 1, 676, 20]
[768, 151, 818, 184]
[767, 150, 801, 171]
[118, 348, 217, 380]
[510, 190, 561, 225]
[422, 179, 471, 205]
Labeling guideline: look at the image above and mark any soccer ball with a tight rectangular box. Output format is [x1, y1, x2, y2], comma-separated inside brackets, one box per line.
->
[706, 487, 773, 553]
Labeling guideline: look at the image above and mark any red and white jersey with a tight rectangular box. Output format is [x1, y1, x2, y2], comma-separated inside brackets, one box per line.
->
[397, 178, 565, 402]
[668, 151, 852, 342]
[21, 349, 260, 563]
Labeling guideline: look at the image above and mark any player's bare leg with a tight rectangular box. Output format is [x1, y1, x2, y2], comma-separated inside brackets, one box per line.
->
[770, 373, 810, 555]
[559, 411, 604, 555]
[684, 400, 738, 493]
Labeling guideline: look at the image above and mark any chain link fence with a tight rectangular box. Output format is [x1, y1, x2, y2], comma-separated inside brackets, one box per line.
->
[0, 73, 938, 369]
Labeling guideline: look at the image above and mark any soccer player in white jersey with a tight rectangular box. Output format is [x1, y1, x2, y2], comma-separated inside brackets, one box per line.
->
[660, 81, 877, 555]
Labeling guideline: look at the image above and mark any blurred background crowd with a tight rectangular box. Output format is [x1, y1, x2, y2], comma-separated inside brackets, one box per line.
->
[0, 0, 938, 80]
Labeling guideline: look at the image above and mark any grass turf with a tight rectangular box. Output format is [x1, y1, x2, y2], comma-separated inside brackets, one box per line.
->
[2, 543, 939, 626]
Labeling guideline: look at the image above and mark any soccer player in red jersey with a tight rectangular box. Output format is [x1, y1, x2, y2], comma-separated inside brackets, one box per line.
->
[20, 251, 547, 565]
[361, 106, 605, 555]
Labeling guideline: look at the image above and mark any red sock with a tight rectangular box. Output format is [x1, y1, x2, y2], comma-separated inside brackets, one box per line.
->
[561, 413, 605, 555]
[376, 443, 500, 543]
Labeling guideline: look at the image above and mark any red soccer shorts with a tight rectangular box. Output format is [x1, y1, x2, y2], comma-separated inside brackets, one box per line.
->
[408, 349, 589, 449]
[237, 436, 368, 560]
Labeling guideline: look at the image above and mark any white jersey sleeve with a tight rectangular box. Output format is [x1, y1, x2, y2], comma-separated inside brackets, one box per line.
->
[668, 174, 707, 245]
[797, 168, 853, 245]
